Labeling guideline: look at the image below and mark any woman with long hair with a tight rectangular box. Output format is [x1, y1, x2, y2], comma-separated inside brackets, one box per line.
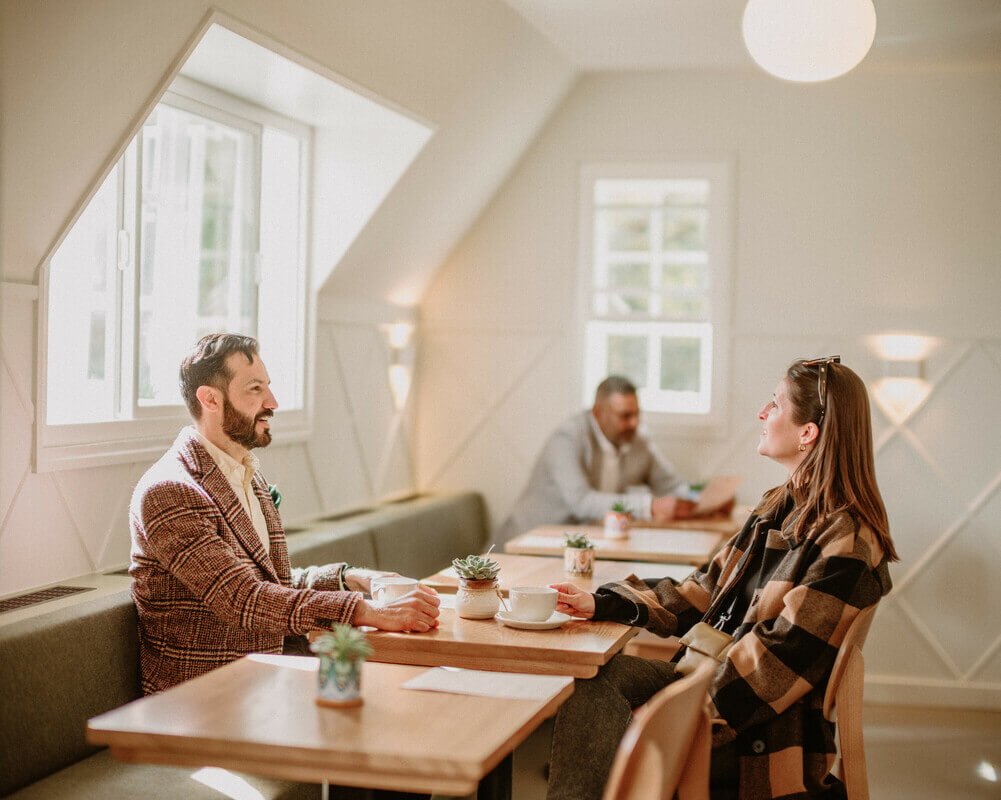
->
[546, 357, 897, 800]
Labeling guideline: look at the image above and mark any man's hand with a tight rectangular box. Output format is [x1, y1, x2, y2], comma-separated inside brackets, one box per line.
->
[343, 567, 399, 593]
[351, 584, 441, 633]
[651, 495, 696, 522]
[549, 582, 596, 619]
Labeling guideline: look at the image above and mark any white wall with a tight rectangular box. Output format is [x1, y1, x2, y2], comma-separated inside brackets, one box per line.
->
[0, 0, 574, 596]
[419, 66, 1001, 707]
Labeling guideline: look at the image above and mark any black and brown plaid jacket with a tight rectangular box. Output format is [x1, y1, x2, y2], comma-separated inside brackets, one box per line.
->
[130, 429, 361, 694]
[600, 507, 892, 799]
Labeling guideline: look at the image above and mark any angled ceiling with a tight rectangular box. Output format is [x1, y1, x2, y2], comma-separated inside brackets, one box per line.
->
[501, 0, 1001, 71]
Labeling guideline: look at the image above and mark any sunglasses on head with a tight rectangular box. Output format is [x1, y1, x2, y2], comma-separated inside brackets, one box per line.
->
[802, 355, 841, 427]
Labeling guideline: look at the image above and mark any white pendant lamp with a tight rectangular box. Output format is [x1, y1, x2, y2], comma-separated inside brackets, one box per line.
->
[742, 0, 877, 82]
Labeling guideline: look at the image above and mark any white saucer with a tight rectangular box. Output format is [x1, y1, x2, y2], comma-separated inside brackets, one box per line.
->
[494, 611, 570, 630]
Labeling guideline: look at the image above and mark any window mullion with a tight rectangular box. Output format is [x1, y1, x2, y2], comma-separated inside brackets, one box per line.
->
[120, 137, 141, 421]
[649, 206, 662, 317]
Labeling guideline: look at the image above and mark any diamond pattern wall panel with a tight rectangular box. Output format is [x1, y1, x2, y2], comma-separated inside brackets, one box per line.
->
[902, 514, 1001, 675]
[863, 599, 954, 680]
[908, 345, 1001, 506]
[877, 434, 963, 573]
[0, 474, 93, 596]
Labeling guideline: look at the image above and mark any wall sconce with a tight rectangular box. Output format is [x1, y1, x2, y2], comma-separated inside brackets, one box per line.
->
[382, 322, 415, 411]
[742, 0, 877, 83]
[871, 334, 931, 424]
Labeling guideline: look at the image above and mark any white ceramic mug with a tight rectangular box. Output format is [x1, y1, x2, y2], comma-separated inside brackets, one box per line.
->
[370, 576, 419, 606]
[510, 586, 558, 622]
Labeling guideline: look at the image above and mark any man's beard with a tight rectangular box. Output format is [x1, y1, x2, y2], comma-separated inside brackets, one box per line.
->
[222, 396, 273, 449]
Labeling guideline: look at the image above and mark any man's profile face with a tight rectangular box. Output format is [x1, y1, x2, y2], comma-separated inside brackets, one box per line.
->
[592, 391, 640, 447]
[219, 352, 277, 449]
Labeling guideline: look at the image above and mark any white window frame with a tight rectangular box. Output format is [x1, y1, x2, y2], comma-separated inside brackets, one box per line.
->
[36, 78, 313, 471]
[577, 162, 733, 433]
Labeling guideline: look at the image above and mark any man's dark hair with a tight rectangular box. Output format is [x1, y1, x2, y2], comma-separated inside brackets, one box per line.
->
[594, 375, 638, 403]
[179, 334, 259, 420]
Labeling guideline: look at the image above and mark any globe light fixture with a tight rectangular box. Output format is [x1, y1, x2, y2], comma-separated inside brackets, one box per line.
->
[742, 0, 877, 82]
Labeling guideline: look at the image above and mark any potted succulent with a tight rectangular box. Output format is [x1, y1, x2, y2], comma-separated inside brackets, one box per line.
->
[564, 532, 595, 577]
[604, 501, 632, 540]
[452, 547, 503, 619]
[310, 624, 373, 708]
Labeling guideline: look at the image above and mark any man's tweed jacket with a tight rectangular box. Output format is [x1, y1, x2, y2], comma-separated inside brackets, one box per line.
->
[598, 505, 892, 800]
[130, 428, 361, 694]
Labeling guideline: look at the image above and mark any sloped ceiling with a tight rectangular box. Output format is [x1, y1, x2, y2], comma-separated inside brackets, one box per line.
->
[0, 0, 577, 306]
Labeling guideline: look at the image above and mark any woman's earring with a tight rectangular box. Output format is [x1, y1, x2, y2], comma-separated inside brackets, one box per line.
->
[798, 444, 806, 451]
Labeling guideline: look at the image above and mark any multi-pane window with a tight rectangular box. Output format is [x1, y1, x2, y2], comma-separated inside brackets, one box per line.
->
[45, 89, 308, 432]
[582, 166, 730, 417]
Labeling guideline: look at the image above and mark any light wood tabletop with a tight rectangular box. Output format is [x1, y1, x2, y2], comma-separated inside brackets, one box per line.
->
[87, 654, 573, 797]
[338, 594, 637, 679]
[423, 552, 695, 596]
[504, 524, 724, 566]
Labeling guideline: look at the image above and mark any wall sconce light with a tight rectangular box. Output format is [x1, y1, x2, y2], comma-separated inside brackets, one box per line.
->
[742, 0, 877, 83]
[382, 321, 415, 411]
[871, 334, 931, 424]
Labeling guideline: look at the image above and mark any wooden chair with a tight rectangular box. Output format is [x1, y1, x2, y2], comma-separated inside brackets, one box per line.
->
[822, 604, 879, 800]
[602, 660, 715, 800]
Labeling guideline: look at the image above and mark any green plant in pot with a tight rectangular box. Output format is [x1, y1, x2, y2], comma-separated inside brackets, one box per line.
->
[564, 531, 595, 577]
[604, 501, 632, 539]
[452, 546, 503, 619]
[310, 624, 373, 708]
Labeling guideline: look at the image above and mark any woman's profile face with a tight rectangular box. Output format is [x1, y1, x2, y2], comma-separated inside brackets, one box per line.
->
[757, 378, 811, 471]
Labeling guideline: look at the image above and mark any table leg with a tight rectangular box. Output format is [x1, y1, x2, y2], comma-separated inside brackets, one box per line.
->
[476, 752, 512, 800]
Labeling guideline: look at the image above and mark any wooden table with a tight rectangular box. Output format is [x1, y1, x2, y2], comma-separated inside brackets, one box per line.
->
[504, 524, 724, 566]
[634, 506, 750, 536]
[423, 553, 694, 596]
[346, 594, 637, 679]
[87, 654, 573, 798]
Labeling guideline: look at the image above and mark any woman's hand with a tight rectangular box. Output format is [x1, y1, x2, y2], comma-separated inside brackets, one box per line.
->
[549, 582, 596, 619]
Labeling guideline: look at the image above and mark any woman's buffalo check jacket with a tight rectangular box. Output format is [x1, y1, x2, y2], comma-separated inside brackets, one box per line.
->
[595, 505, 892, 800]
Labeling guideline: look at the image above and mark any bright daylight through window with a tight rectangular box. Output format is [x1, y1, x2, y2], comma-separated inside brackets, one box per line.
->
[45, 88, 307, 428]
[582, 166, 730, 419]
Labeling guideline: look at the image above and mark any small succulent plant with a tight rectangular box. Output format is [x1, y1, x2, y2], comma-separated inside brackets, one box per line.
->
[452, 545, 501, 581]
[609, 501, 631, 516]
[564, 531, 594, 550]
[310, 624, 373, 661]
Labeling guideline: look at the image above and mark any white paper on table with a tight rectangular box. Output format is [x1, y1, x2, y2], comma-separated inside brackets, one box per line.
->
[516, 535, 565, 548]
[402, 667, 570, 700]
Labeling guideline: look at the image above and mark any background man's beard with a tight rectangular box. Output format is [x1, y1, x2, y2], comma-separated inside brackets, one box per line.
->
[222, 398, 272, 449]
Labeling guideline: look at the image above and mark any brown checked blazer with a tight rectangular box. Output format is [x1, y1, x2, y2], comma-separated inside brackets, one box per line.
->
[130, 428, 361, 694]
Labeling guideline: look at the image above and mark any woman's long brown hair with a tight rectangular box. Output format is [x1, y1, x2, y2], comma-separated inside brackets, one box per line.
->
[756, 359, 899, 561]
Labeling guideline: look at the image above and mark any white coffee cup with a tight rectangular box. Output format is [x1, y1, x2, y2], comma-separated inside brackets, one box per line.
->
[370, 576, 419, 606]
[510, 586, 558, 622]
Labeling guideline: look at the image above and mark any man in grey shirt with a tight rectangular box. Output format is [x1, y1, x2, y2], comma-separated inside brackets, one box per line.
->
[494, 376, 694, 546]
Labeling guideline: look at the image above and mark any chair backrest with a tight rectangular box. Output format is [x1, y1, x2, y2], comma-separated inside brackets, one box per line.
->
[822, 604, 879, 800]
[602, 660, 715, 800]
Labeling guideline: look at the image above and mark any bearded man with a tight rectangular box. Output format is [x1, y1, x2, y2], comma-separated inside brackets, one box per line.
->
[129, 334, 438, 694]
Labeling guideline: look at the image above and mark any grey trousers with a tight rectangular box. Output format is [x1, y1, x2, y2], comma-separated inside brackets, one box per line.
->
[546, 653, 740, 800]
[546, 653, 679, 800]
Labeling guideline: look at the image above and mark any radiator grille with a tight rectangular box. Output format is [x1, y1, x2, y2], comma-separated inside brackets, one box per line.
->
[0, 585, 95, 614]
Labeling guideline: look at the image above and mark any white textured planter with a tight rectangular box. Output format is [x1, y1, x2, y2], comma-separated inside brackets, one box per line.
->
[564, 547, 595, 577]
[603, 511, 631, 540]
[455, 578, 501, 619]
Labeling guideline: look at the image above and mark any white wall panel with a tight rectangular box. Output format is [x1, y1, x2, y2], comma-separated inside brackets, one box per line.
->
[419, 68, 1001, 707]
